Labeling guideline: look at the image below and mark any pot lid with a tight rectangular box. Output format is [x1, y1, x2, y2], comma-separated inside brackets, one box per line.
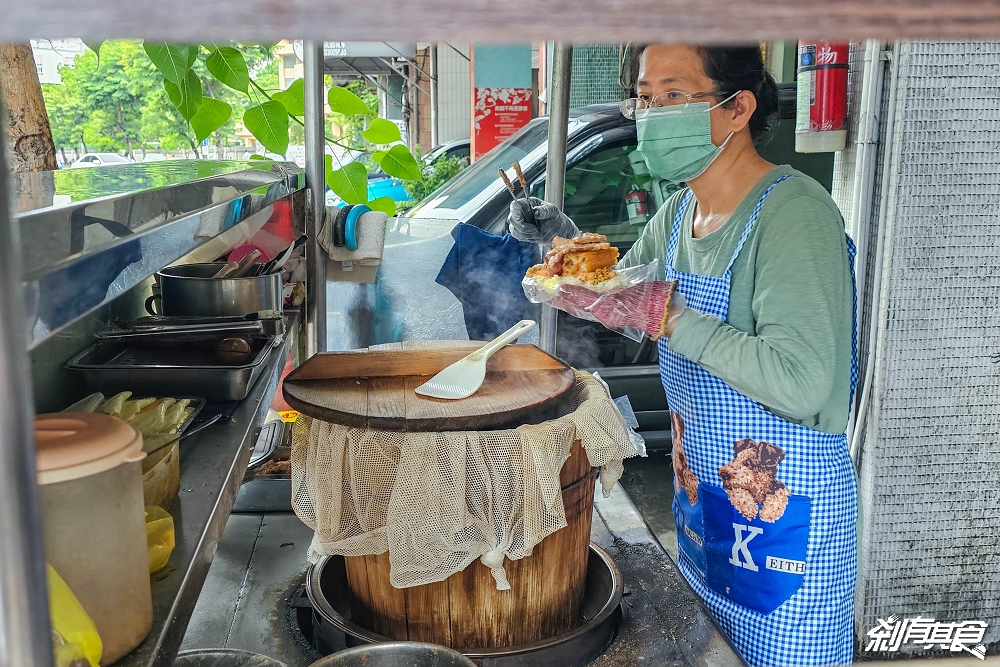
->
[35, 413, 144, 485]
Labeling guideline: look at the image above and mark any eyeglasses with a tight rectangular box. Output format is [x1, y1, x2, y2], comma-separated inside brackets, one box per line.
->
[620, 90, 721, 119]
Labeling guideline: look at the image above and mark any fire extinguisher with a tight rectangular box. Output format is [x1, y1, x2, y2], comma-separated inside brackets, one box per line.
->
[625, 188, 648, 226]
[795, 41, 849, 153]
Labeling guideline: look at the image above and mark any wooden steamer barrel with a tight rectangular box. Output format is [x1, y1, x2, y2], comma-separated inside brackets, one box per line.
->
[284, 341, 596, 649]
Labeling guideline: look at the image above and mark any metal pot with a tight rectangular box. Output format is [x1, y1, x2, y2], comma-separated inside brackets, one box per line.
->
[146, 262, 282, 317]
[310, 643, 476, 667]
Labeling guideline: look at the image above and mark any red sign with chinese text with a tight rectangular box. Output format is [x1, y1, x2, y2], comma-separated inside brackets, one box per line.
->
[473, 88, 532, 160]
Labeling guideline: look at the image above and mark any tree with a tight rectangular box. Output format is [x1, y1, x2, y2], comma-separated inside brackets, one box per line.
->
[1, 43, 57, 172]
[139, 41, 423, 215]
[328, 78, 378, 147]
[44, 41, 165, 159]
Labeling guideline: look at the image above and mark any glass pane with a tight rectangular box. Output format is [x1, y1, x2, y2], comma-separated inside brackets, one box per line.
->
[404, 119, 553, 221]
[560, 143, 654, 244]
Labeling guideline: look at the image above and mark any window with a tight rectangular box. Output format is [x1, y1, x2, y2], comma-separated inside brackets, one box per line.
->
[560, 143, 657, 244]
[283, 55, 296, 70]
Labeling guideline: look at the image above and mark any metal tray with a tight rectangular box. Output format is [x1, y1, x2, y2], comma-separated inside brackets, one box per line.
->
[67, 336, 279, 402]
[137, 395, 206, 437]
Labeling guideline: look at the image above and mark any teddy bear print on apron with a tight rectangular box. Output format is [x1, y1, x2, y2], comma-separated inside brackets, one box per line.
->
[658, 175, 859, 667]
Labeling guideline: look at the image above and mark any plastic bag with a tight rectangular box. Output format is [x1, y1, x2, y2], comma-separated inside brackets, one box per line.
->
[145, 506, 175, 573]
[48, 564, 102, 667]
[521, 259, 660, 342]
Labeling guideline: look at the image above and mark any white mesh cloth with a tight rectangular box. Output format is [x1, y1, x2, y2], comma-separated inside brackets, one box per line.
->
[291, 371, 637, 589]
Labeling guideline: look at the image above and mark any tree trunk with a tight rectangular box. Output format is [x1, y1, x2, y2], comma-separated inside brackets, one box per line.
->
[0, 43, 57, 173]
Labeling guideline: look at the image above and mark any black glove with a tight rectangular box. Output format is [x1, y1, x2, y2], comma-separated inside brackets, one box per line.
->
[507, 197, 581, 244]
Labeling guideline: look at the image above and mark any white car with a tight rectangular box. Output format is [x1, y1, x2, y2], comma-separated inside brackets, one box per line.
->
[69, 153, 133, 168]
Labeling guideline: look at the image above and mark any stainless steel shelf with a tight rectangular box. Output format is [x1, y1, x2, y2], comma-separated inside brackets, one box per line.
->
[115, 314, 298, 667]
[14, 161, 305, 350]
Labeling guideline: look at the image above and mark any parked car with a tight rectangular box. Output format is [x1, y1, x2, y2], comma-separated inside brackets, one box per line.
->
[69, 153, 133, 168]
[424, 139, 471, 165]
[341, 91, 832, 446]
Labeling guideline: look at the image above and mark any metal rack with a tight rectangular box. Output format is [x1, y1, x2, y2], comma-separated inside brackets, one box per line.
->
[118, 314, 298, 667]
[0, 156, 306, 667]
[14, 160, 304, 350]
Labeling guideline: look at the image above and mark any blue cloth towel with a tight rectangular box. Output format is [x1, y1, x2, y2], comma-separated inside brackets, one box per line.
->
[435, 223, 538, 340]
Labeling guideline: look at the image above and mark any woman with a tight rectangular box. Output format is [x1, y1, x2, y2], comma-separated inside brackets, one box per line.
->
[509, 44, 857, 666]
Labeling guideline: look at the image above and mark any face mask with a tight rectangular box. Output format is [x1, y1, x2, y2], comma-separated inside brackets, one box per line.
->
[636, 91, 740, 183]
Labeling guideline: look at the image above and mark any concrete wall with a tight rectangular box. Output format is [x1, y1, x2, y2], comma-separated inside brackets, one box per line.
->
[854, 40, 1000, 653]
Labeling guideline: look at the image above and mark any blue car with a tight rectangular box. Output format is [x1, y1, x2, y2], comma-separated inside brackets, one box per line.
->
[325, 141, 471, 208]
[325, 151, 409, 208]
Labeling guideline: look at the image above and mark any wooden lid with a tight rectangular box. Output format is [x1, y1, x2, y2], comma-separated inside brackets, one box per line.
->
[282, 341, 575, 432]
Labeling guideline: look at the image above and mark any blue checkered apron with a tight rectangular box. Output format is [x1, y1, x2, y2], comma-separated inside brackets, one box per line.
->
[659, 175, 858, 667]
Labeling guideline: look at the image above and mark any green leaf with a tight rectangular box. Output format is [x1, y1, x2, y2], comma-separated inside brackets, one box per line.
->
[327, 162, 368, 205]
[328, 86, 372, 116]
[163, 70, 203, 121]
[143, 42, 193, 85]
[244, 101, 289, 155]
[272, 79, 304, 116]
[367, 196, 397, 217]
[191, 98, 232, 142]
[186, 45, 199, 69]
[361, 118, 401, 145]
[375, 144, 423, 181]
[249, 154, 273, 161]
[206, 47, 249, 94]
[84, 41, 104, 63]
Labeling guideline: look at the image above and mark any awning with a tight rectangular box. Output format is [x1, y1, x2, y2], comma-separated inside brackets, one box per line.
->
[292, 41, 416, 76]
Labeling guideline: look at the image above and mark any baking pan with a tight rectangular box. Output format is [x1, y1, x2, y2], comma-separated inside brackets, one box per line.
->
[67, 336, 278, 402]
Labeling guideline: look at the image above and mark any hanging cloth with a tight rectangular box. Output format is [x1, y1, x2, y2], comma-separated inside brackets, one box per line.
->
[435, 223, 538, 340]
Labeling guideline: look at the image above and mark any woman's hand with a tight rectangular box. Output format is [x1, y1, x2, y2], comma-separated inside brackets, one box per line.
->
[508, 198, 581, 244]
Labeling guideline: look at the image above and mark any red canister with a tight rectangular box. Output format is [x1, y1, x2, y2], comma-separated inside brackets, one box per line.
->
[795, 41, 849, 153]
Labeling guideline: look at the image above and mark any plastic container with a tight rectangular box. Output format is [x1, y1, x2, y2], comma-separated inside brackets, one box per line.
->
[142, 441, 179, 509]
[36, 413, 153, 665]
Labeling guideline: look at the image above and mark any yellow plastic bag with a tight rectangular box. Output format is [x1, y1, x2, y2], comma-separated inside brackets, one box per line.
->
[48, 564, 102, 667]
[146, 505, 175, 573]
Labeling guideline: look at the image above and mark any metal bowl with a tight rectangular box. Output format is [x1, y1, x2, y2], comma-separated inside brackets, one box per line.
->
[306, 544, 624, 667]
[310, 642, 477, 667]
[174, 648, 288, 667]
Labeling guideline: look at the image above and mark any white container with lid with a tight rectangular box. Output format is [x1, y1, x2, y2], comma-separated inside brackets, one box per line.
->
[36, 413, 153, 665]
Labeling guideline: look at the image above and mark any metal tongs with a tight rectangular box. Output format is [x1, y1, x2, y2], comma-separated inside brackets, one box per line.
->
[499, 161, 539, 230]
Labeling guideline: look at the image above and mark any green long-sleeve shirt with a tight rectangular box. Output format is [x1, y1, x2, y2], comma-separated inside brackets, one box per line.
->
[619, 165, 854, 434]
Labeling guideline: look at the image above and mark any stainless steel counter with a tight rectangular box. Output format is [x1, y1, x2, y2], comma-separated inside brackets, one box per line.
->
[117, 313, 298, 667]
[14, 161, 304, 349]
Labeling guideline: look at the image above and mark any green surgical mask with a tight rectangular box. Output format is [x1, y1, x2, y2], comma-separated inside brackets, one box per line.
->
[636, 92, 739, 183]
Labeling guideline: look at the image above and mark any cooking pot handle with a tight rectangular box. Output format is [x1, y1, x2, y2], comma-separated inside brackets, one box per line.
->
[145, 294, 161, 316]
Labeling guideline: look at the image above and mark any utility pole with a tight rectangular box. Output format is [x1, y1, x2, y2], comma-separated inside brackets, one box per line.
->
[538, 43, 572, 356]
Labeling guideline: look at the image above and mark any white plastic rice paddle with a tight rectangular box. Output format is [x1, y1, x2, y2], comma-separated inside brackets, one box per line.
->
[414, 320, 537, 400]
